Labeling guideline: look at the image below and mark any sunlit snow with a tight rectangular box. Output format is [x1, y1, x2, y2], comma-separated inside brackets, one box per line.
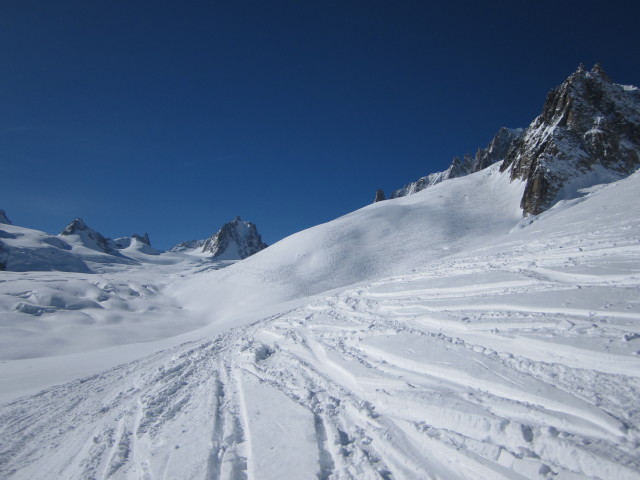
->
[1, 164, 639, 479]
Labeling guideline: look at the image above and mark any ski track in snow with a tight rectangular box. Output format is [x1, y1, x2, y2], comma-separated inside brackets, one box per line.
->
[1, 217, 640, 480]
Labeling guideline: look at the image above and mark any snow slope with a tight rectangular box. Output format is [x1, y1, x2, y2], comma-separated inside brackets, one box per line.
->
[172, 164, 526, 322]
[1, 166, 640, 479]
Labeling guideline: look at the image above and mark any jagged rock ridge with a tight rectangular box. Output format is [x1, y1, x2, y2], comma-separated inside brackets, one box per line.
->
[392, 65, 640, 217]
[500, 64, 640, 215]
[392, 127, 523, 198]
[172, 217, 267, 260]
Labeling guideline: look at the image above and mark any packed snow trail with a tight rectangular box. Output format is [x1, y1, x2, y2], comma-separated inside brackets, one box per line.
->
[2, 174, 640, 479]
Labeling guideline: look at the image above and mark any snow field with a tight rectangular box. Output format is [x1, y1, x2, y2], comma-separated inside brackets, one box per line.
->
[1, 166, 639, 478]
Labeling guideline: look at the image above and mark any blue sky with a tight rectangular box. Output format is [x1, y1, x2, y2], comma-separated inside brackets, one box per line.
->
[2, 1, 639, 249]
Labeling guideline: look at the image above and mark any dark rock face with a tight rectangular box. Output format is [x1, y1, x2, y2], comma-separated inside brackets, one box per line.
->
[0, 210, 11, 225]
[374, 189, 386, 202]
[501, 64, 640, 215]
[392, 127, 523, 198]
[202, 217, 268, 259]
[132, 233, 151, 246]
[172, 217, 267, 260]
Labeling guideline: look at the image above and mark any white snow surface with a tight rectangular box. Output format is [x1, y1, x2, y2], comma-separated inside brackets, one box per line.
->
[1, 164, 640, 479]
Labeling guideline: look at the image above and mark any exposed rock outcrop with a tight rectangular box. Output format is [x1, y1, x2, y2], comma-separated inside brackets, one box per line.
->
[500, 64, 640, 215]
[0, 210, 12, 225]
[391, 65, 640, 217]
[374, 189, 386, 202]
[172, 217, 267, 260]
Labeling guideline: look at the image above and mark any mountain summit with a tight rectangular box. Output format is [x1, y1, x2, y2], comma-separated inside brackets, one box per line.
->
[393, 65, 640, 216]
[60, 218, 116, 254]
[172, 217, 267, 260]
[501, 63, 640, 215]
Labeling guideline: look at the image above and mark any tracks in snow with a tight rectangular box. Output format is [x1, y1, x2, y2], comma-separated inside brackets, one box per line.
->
[1, 233, 640, 479]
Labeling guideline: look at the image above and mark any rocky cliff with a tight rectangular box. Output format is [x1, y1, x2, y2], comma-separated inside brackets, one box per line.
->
[500, 64, 640, 215]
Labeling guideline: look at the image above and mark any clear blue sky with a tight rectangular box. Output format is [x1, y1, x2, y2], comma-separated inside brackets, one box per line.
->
[2, 1, 639, 249]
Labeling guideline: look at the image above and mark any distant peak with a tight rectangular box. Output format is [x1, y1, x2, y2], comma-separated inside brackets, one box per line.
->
[0, 209, 12, 225]
[576, 63, 586, 73]
[132, 233, 151, 246]
[61, 218, 88, 235]
[203, 217, 267, 259]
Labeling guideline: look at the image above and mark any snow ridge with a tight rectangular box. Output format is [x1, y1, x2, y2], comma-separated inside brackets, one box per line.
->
[392, 127, 523, 198]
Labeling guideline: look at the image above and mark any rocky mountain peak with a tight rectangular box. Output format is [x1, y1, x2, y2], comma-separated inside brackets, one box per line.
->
[171, 217, 268, 260]
[60, 218, 115, 254]
[0, 209, 12, 225]
[501, 64, 640, 215]
[201, 217, 268, 260]
[61, 218, 89, 235]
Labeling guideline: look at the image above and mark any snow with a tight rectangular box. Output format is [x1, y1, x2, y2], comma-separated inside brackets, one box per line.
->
[1, 165, 640, 479]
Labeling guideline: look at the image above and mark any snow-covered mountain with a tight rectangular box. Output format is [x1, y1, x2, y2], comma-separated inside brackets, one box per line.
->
[0, 217, 164, 273]
[1, 66, 640, 480]
[171, 216, 267, 260]
[61, 218, 154, 255]
[392, 127, 523, 198]
[0, 219, 91, 273]
[60, 218, 120, 255]
[393, 64, 640, 216]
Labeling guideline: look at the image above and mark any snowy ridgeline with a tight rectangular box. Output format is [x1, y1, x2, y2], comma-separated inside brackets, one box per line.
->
[1, 165, 640, 479]
[391, 64, 640, 218]
[0, 215, 267, 275]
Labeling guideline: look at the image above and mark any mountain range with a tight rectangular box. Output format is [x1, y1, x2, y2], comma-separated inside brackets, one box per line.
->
[0, 214, 266, 273]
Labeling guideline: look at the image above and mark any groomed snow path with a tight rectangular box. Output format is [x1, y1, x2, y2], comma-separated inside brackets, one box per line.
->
[2, 174, 640, 479]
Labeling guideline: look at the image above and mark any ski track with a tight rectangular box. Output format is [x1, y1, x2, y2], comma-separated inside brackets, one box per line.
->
[2, 226, 640, 479]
